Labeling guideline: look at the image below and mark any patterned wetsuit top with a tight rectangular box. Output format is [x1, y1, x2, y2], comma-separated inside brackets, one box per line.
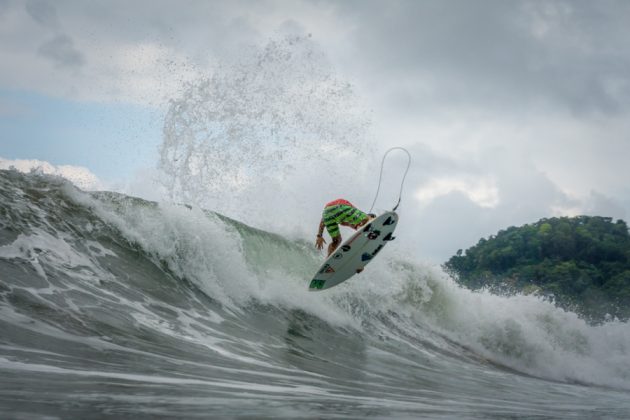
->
[322, 199, 368, 238]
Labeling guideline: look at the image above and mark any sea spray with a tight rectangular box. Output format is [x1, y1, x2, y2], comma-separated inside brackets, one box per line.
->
[158, 34, 372, 231]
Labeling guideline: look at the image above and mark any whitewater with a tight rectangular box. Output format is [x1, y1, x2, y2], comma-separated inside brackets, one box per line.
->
[1, 169, 629, 419]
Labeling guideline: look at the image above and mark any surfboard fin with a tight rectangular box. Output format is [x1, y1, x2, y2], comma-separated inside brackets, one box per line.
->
[383, 232, 396, 241]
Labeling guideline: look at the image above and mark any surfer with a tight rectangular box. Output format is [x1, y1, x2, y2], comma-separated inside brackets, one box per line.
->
[315, 199, 374, 256]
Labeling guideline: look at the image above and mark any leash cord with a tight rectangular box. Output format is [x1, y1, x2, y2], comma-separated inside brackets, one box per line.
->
[368, 147, 411, 214]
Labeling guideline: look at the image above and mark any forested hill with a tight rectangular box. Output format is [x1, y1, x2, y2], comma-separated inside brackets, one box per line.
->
[443, 216, 630, 321]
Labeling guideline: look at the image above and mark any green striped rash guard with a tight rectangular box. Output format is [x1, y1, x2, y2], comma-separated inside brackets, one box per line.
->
[322, 199, 368, 238]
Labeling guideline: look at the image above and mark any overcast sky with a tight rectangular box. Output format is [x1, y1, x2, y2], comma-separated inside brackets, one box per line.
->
[2, 0, 630, 262]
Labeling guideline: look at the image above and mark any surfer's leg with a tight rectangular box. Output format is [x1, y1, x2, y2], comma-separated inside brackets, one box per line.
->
[327, 236, 341, 257]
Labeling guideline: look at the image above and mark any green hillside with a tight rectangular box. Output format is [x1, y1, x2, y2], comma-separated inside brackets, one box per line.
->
[443, 216, 630, 322]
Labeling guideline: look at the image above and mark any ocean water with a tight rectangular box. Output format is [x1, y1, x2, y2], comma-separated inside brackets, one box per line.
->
[1, 169, 629, 419]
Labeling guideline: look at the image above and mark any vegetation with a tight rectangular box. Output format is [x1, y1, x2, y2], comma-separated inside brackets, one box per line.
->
[443, 216, 630, 322]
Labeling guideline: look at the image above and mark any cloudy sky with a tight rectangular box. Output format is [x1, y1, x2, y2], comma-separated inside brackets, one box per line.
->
[2, 0, 630, 262]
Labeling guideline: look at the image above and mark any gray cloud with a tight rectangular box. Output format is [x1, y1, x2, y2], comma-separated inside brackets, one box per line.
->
[583, 191, 627, 221]
[413, 191, 489, 261]
[411, 169, 575, 263]
[334, 0, 630, 116]
[37, 34, 84, 68]
[0, 0, 10, 15]
[393, 142, 584, 262]
[25, 0, 58, 27]
[4, 0, 630, 114]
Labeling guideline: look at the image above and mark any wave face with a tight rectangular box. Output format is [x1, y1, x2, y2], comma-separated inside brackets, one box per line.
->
[1, 169, 629, 419]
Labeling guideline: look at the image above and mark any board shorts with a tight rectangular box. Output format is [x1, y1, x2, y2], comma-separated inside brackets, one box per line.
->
[322, 199, 368, 238]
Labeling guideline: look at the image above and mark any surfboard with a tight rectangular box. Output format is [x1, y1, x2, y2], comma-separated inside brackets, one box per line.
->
[308, 211, 398, 291]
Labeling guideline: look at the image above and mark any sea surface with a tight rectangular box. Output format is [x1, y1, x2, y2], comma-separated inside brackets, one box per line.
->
[1, 169, 629, 419]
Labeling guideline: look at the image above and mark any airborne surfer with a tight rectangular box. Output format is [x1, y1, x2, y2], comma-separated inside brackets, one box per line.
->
[309, 148, 409, 291]
[315, 199, 375, 257]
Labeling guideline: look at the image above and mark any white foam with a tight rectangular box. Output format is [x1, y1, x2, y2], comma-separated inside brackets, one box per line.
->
[0, 157, 104, 191]
[378, 260, 630, 390]
[0, 229, 113, 282]
[290, 247, 630, 390]
[67, 190, 259, 307]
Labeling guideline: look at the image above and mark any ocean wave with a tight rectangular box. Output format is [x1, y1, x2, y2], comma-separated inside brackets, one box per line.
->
[1, 169, 629, 418]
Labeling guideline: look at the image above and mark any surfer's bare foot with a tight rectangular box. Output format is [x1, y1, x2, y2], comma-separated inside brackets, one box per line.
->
[356, 268, 364, 274]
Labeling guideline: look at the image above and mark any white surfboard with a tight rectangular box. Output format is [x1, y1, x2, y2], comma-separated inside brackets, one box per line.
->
[308, 211, 398, 291]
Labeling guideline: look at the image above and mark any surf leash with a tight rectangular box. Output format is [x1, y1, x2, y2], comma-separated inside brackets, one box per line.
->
[368, 147, 412, 214]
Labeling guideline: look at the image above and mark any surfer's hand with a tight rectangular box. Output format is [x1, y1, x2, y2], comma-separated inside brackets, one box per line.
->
[315, 236, 326, 250]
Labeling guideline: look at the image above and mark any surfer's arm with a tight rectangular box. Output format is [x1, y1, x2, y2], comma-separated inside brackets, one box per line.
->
[315, 219, 326, 250]
[317, 219, 325, 237]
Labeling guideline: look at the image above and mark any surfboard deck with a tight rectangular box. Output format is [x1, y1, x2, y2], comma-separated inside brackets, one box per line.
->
[308, 211, 398, 291]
